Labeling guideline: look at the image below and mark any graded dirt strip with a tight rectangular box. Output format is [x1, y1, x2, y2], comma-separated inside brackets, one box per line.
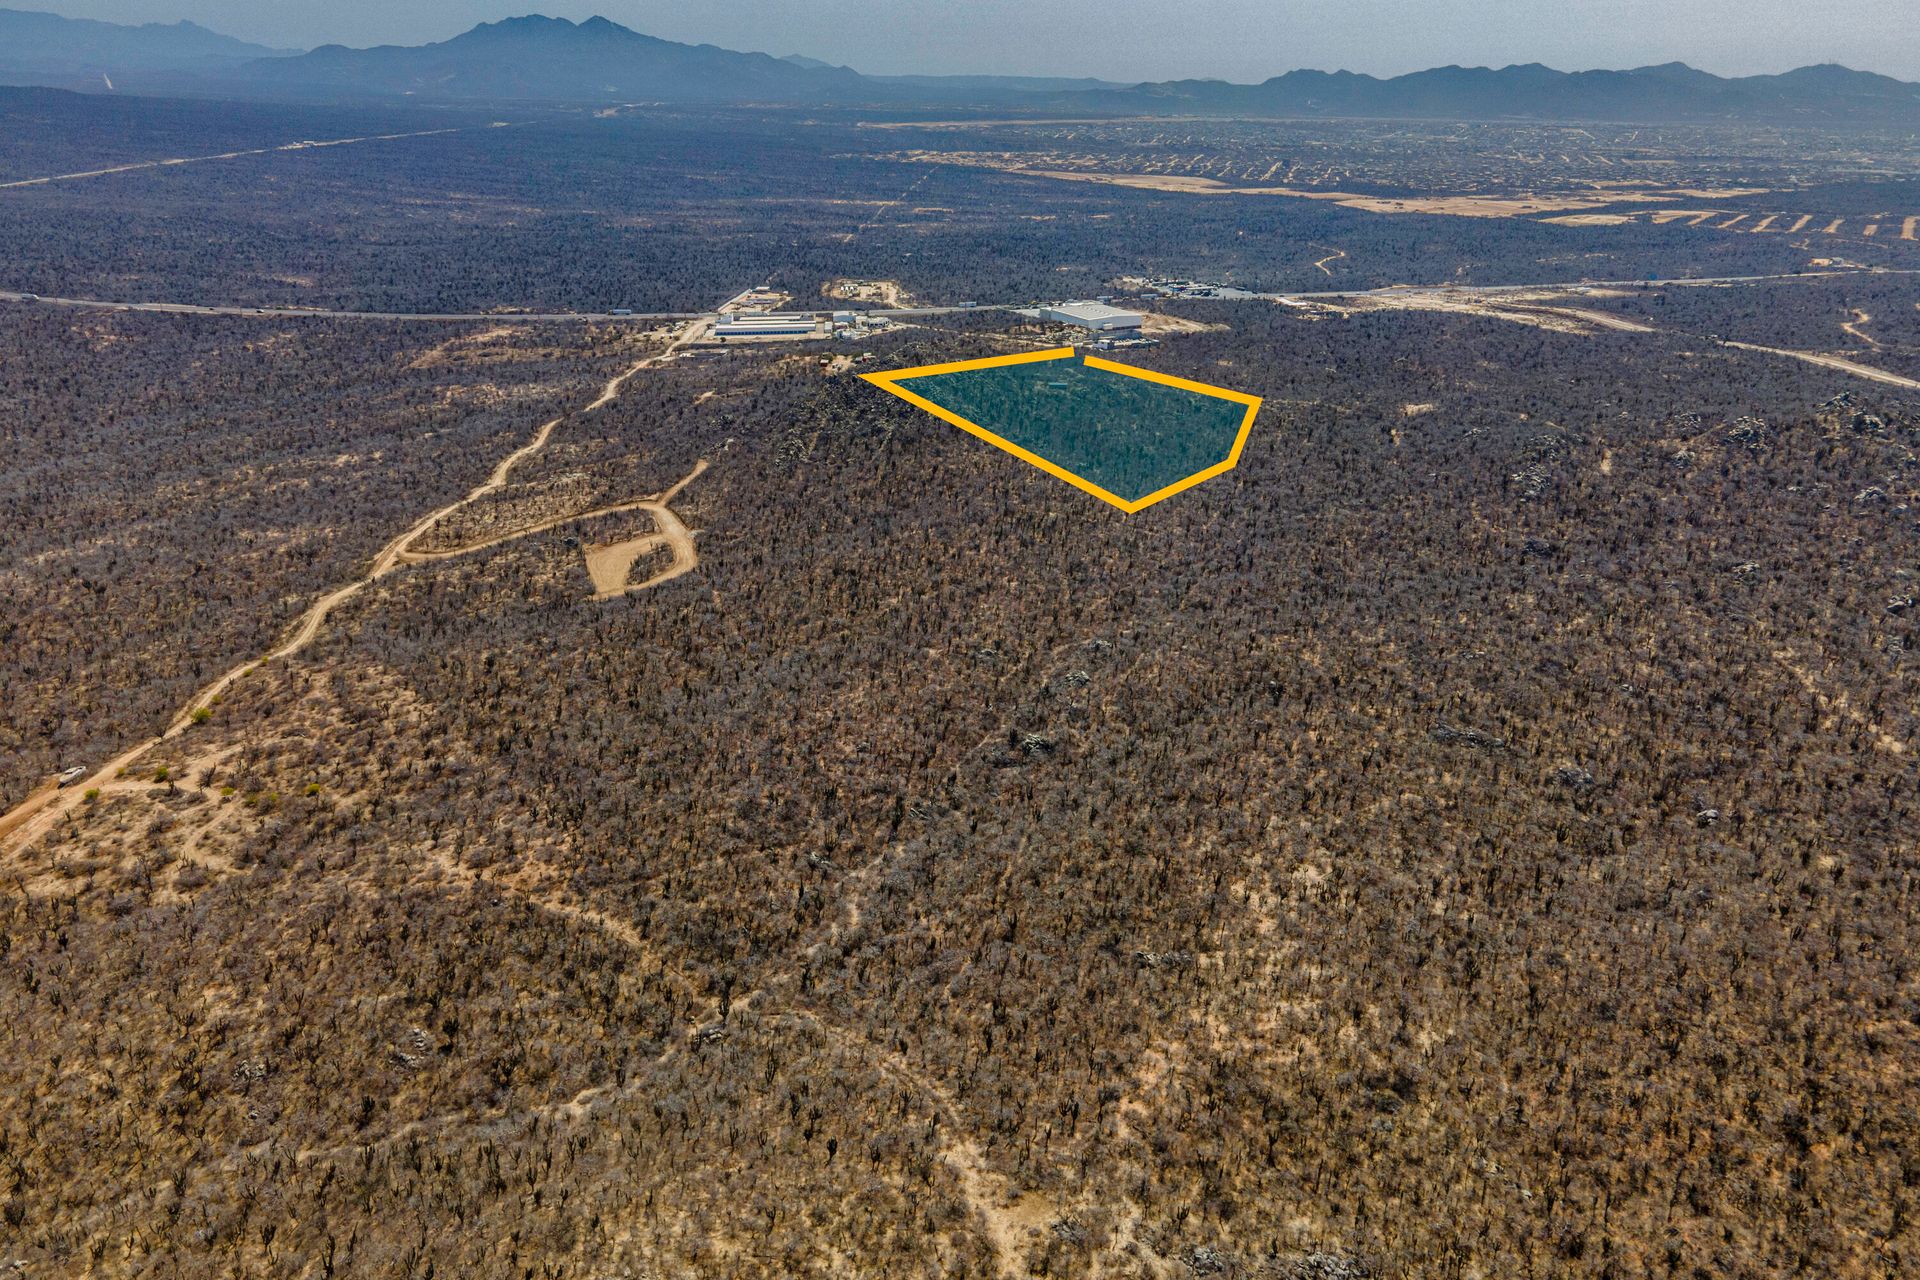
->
[1010, 167, 1667, 218]
[0, 127, 471, 190]
[1722, 340, 1920, 390]
[1282, 283, 1920, 390]
[0, 326, 698, 859]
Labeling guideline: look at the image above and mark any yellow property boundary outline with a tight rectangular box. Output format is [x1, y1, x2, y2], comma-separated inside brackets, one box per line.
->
[861, 347, 1262, 513]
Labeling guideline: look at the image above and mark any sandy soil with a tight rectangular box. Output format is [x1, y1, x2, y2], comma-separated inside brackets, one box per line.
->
[405, 326, 531, 370]
[1328, 291, 1654, 335]
[0, 327, 699, 860]
[1722, 340, 1920, 391]
[1665, 188, 1773, 199]
[1541, 306, 1658, 333]
[1018, 168, 1671, 218]
[1841, 309, 1879, 347]
[826, 278, 914, 308]
[770, 1006, 1042, 1279]
[1775, 647, 1908, 755]
[0, 781, 57, 843]
[1137, 311, 1228, 335]
[577, 461, 707, 601]
[583, 534, 669, 597]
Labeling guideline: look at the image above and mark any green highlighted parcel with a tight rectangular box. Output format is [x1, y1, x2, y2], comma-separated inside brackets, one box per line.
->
[862, 348, 1261, 512]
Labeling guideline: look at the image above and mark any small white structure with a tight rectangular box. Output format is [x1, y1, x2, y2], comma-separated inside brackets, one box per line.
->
[1040, 301, 1145, 332]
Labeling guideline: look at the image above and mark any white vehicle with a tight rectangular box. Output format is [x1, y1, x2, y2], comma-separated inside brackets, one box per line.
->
[56, 766, 87, 787]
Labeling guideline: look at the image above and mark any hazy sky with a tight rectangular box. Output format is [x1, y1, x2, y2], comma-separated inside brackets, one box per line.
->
[30, 0, 1920, 81]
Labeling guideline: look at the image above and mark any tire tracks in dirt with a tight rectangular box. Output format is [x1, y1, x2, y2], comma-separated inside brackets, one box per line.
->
[1, 327, 700, 860]
[1721, 339, 1920, 391]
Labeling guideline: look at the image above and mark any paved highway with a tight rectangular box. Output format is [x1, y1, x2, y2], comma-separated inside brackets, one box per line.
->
[0, 291, 708, 322]
[5, 266, 1911, 326]
[0, 290, 1002, 324]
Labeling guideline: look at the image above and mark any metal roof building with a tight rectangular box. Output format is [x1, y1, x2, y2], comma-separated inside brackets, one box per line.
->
[714, 318, 821, 337]
[1041, 302, 1145, 332]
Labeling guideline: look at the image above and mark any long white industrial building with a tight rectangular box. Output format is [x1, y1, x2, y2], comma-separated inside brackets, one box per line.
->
[1039, 301, 1144, 332]
[714, 311, 822, 337]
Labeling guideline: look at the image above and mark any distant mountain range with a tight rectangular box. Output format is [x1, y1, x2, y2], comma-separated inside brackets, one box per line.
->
[0, 7, 293, 82]
[1086, 61, 1920, 124]
[4, 7, 1920, 124]
[273, 15, 862, 103]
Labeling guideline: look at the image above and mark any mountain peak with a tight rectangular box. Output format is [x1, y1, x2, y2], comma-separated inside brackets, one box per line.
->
[6, 7, 1914, 122]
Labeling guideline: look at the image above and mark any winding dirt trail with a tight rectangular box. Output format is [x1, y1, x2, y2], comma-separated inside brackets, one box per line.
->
[399, 459, 707, 573]
[1, 329, 698, 860]
[767, 1007, 1035, 1278]
[617, 463, 706, 596]
[1841, 308, 1880, 348]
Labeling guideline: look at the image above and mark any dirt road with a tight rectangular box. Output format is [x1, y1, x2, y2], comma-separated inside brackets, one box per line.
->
[620, 465, 705, 595]
[0, 128, 470, 190]
[403, 457, 707, 591]
[1311, 246, 1348, 276]
[0, 328, 698, 860]
[1841, 309, 1879, 347]
[1722, 340, 1920, 391]
[0, 290, 703, 324]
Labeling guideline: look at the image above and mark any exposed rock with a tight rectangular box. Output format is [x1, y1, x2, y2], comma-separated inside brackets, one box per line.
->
[1431, 722, 1508, 752]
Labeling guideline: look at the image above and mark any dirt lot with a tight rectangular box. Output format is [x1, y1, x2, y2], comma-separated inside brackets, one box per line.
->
[921, 156, 1680, 219]
[825, 278, 914, 308]
[583, 531, 669, 599]
[1138, 311, 1229, 335]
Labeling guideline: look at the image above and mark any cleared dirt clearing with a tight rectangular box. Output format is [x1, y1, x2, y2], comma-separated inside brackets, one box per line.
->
[584, 534, 670, 598]
[1019, 168, 1668, 217]
[0, 327, 698, 860]
[827, 278, 915, 307]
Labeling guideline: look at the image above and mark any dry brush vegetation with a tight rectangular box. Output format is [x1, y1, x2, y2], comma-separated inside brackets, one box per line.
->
[0, 309, 652, 808]
[3, 298, 1917, 1278]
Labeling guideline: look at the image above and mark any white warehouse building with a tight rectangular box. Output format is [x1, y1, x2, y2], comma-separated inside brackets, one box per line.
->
[714, 312, 822, 338]
[1040, 301, 1144, 332]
